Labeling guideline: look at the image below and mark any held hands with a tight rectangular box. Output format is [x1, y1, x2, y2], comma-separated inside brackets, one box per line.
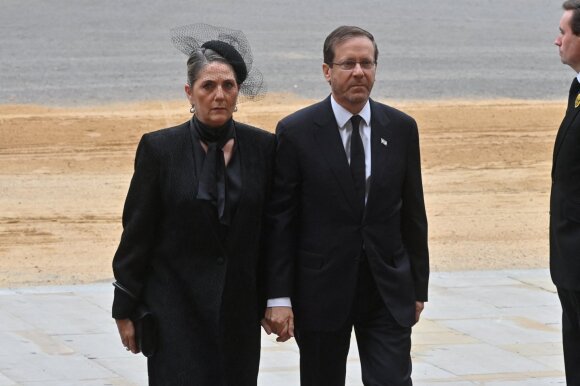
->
[261, 306, 294, 342]
[115, 318, 140, 354]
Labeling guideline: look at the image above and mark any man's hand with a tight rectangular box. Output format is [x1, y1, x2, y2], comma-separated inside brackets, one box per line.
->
[115, 318, 140, 354]
[264, 306, 294, 342]
[260, 318, 273, 334]
[415, 301, 425, 323]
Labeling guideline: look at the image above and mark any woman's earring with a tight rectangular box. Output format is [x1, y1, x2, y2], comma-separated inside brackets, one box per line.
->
[190, 105, 196, 114]
[233, 105, 238, 112]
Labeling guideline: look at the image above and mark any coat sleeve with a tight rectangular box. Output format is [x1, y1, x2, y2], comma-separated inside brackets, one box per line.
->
[401, 119, 430, 302]
[263, 121, 302, 299]
[112, 134, 162, 319]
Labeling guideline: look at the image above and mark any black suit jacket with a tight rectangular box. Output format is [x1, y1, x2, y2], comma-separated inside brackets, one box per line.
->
[112, 120, 275, 384]
[265, 96, 429, 330]
[550, 79, 580, 290]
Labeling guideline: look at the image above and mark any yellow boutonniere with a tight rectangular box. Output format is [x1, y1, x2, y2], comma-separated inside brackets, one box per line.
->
[575, 93, 580, 108]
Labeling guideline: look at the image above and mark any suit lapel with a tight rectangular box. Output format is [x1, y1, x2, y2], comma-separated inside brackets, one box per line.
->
[312, 97, 359, 217]
[554, 79, 580, 173]
[553, 107, 580, 173]
[187, 120, 201, 190]
[366, 100, 392, 212]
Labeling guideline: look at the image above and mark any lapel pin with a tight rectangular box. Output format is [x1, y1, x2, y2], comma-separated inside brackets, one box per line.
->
[575, 93, 580, 108]
[380, 138, 388, 147]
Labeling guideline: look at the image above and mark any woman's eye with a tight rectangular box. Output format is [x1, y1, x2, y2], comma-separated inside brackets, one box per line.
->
[223, 81, 235, 90]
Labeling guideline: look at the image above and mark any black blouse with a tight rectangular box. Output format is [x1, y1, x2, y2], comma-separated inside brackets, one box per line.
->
[189, 120, 242, 239]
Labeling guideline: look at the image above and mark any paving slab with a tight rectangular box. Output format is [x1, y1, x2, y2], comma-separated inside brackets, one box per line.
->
[0, 269, 566, 385]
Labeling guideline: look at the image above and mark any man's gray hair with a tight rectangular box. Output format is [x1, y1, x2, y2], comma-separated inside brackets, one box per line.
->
[323, 26, 378, 65]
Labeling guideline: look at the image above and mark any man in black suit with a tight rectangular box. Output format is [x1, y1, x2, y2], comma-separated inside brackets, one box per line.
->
[263, 26, 429, 385]
[552, 2, 580, 384]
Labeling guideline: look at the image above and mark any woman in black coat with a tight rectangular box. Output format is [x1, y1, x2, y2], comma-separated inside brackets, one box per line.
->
[112, 24, 274, 386]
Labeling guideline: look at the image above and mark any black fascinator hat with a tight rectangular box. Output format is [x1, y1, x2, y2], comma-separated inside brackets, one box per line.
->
[170, 23, 266, 101]
[200, 40, 247, 84]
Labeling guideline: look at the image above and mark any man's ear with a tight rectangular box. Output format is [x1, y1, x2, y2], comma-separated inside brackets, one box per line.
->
[322, 63, 331, 85]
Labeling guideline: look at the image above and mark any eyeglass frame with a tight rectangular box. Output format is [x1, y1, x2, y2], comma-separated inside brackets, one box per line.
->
[327, 60, 377, 71]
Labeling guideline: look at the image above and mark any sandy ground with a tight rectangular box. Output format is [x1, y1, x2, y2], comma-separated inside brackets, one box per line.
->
[0, 95, 565, 287]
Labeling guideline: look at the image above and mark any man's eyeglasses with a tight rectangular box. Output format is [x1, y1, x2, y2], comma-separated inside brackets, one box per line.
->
[329, 60, 376, 71]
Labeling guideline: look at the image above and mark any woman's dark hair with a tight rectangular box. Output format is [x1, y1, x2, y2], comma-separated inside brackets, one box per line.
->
[186, 48, 235, 86]
[563, 0, 580, 35]
[323, 25, 378, 65]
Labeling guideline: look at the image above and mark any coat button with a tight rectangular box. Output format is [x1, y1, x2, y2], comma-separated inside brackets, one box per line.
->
[217, 257, 225, 265]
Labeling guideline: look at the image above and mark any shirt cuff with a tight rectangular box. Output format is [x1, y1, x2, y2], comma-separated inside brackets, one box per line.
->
[267, 297, 292, 308]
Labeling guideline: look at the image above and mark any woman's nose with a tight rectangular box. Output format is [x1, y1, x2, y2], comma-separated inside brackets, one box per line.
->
[215, 87, 225, 99]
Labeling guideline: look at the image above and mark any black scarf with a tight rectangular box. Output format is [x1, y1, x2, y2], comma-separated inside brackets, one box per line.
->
[194, 116, 235, 225]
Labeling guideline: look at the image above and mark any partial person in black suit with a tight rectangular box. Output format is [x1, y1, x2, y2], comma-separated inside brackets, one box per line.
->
[264, 26, 429, 386]
[111, 24, 274, 386]
[553, 2, 580, 384]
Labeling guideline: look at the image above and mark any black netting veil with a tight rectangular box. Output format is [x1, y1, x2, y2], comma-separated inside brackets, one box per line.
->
[170, 23, 266, 102]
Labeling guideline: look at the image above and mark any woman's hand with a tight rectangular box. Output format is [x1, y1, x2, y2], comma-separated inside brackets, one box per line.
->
[415, 301, 425, 323]
[264, 306, 294, 342]
[115, 318, 140, 354]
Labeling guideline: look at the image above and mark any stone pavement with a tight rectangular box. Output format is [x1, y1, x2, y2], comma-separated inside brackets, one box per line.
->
[0, 269, 565, 385]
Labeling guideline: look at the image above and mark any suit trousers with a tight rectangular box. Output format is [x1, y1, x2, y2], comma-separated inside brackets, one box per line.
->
[295, 254, 412, 386]
[558, 288, 580, 386]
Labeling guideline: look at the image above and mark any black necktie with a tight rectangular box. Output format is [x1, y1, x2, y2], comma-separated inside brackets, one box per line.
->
[349, 115, 365, 216]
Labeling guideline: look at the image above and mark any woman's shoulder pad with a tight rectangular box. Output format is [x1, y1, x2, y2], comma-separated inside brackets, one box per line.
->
[145, 121, 190, 139]
[235, 121, 274, 139]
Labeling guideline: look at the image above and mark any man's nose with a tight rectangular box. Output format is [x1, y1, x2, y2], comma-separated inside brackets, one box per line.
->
[352, 63, 364, 76]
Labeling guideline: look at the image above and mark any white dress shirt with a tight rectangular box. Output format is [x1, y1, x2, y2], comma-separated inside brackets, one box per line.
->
[267, 96, 373, 308]
[332, 96, 372, 201]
